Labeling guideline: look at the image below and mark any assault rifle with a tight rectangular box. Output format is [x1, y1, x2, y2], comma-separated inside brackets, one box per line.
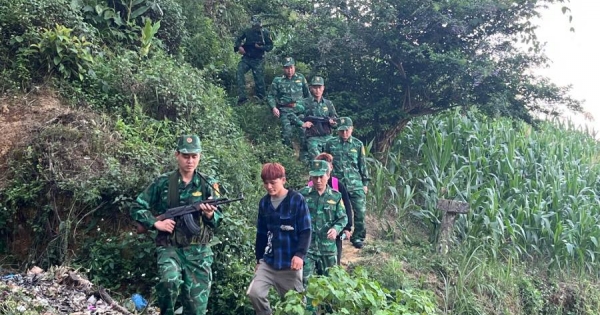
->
[302, 116, 332, 124]
[277, 101, 296, 108]
[302, 116, 335, 136]
[135, 194, 244, 234]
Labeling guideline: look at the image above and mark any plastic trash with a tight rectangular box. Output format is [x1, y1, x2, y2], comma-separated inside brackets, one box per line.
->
[131, 293, 148, 310]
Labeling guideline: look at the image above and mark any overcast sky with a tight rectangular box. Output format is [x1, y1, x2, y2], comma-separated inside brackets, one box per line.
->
[535, 0, 600, 130]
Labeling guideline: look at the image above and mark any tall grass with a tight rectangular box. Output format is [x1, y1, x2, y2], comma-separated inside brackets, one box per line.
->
[373, 110, 600, 274]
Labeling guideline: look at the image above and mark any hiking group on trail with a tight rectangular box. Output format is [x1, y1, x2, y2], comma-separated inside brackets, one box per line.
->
[130, 15, 371, 315]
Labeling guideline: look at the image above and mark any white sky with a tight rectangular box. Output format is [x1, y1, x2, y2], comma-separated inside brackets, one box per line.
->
[536, 0, 600, 130]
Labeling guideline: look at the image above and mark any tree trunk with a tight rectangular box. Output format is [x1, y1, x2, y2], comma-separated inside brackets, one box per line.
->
[374, 118, 410, 153]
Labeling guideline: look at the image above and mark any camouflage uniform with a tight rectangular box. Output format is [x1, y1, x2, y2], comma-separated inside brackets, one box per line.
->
[292, 76, 338, 162]
[324, 118, 370, 247]
[131, 135, 222, 315]
[267, 57, 310, 147]
[235, 16, 273, 102]
[299, 161, 347, 287]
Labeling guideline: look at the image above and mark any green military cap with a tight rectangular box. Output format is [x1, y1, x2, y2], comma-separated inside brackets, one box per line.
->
[309, 160, 329, 177]
[310, 76, 325, 86]
[337, 117, 353, 131]
[282, 57, 295, 67]
[177, 135, 202, 153]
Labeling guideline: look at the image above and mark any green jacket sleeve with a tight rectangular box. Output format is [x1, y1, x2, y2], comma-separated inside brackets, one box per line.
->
[234, 30, 246, 52]
[130, 179, 161, 230]
[358, 143, 370, 186]
[202, 177, 223, 229]
[332, 198, 348, 233]
[267, 79, 278, 109]
[302, 76, 310, 98]
[261, 29, 274, 52]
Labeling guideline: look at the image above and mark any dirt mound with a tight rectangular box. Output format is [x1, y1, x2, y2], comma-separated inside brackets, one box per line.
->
[0, 88, 69, 183]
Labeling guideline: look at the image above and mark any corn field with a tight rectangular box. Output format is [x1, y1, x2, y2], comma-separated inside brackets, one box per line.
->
[369, 110, 600, 273]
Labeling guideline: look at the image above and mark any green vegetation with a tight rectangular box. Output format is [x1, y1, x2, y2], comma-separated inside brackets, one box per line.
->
[1, 0, 599, 314]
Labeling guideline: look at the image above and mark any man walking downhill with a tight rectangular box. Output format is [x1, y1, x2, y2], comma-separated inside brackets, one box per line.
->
[130, 135, 222, 315]
[292, 76, 338, 162]
[324, 118, 370, 249]
[247, 163, 312, 315]
[267, 57, 310, 148]
[300, 160, 347, 286]
[234, 15, 274, 105]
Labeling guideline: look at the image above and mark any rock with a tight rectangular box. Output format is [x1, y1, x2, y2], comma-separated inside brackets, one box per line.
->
[1, 104, 8, 114]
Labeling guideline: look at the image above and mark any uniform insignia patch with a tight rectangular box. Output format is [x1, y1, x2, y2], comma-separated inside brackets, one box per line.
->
[350, 149, 357, 153]
[341, 118, 345, 123]
[322, 106, 328, 111]
[327, 200, 337, 205]
[192, 191, 202, 197]
[213, 183, 221, 197]
[186, 137, 193, 143]
[295, 80, 301, 83]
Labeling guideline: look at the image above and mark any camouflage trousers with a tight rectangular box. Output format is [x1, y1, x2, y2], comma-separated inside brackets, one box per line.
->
[237, 56, 266, 100]
[156, 245, 214, 315]
[348, 189, 367, 243]
[280, 108, 304, 148]
[303, 135, 332, 163]
[302, 252, 337, 288]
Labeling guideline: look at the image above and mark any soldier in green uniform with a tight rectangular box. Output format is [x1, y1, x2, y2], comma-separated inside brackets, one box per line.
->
[235, 16, 274, 105]
[267, 57, 310, 148]
[292, 76, 338, 162]
[324, 118, 370, 249]
[300, 160, 347, 287]
[131, 135, 222, 315]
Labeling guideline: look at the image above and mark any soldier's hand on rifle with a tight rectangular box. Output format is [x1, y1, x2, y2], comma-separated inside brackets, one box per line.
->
[327, 228, 338, 240]
[254, 43, 263, 49]
[302, 121, 313, 128]
[238, 46, 246, 55]
[329, 118, 336, 125]
[272, 107, 280, 118]
[199, 203, 217, 220]
[154, 219, 176, 233]
[343, 230, 352, 240]
[363, 186, 368, 194]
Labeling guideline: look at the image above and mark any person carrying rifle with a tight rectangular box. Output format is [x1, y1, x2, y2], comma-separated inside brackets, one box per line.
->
[291, 76, 338, 162]
[235, 15, 274, 105]
[267, 57, 310, 148]
[130, 135, 222, 315]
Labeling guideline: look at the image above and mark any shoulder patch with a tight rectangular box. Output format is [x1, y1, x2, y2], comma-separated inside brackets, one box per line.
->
[192, 191, 202, 197]
[350, 148, 357, 153]
[212, 183, 221, 197]
[327, 199, 337, 205]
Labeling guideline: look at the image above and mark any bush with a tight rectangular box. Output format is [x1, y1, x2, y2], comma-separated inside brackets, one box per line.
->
[146, 0, 187, 54]
[277, 266, 437, 315]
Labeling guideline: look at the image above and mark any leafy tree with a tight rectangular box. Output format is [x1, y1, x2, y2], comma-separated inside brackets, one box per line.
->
[285, 0, 581, 151]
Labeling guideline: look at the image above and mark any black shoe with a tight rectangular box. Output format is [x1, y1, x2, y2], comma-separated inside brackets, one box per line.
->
[352, 240, 364, 249]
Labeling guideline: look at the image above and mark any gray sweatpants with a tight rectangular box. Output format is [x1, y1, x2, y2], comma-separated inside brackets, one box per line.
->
[246, 259, 304, 315]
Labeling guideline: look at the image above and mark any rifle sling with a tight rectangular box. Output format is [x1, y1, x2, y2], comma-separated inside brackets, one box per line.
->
[168, 171, 179, 208]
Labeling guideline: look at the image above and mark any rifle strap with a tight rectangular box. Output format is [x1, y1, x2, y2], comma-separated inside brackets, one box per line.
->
[168, 171, 179, 207]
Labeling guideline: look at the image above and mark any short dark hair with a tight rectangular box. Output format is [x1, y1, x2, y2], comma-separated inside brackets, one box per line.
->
[261, 163, 286, 181]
